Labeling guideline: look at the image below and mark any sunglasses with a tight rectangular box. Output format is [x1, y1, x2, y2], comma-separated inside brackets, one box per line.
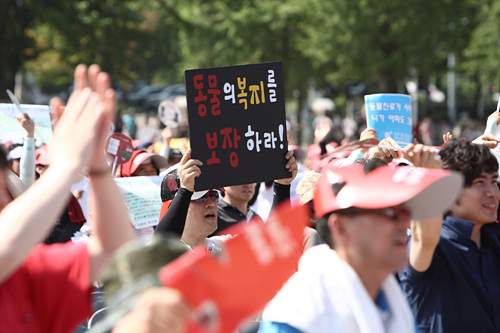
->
[337, 205, 411, 221]
[192, 190, 220, 203]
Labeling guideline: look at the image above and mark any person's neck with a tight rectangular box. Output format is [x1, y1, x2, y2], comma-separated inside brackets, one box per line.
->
[336, 248, 388, 301]
[224, 197, 248, 216]
[470, 223, 483, 248]
[181, 230, 207, 249]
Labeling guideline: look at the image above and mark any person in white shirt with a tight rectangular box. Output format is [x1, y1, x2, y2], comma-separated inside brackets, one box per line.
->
[260, 159, 463, 333]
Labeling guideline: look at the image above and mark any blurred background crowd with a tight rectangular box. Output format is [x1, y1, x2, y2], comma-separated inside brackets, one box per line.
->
[2, 0, 500, 149]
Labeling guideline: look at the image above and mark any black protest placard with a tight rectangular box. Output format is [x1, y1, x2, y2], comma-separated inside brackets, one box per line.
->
[185, 62, 290, 191]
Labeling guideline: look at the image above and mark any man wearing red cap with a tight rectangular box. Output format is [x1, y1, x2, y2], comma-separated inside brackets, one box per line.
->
[260, 160, 463, 333]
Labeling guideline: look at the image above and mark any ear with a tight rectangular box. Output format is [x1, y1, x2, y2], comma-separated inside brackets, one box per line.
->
[448, 189, 464, 214]
[327, 213, 349, 245]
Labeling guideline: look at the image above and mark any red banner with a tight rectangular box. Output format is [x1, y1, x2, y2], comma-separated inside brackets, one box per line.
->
[158, 202, 308, 333]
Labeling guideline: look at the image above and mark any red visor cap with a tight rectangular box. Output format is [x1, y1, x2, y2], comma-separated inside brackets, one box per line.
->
[313, 164, 463, 221]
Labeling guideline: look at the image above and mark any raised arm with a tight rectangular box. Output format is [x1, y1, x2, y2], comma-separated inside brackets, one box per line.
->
[0, 64, 131, 283]
[82, 65, 135, 282]
[155, 149, 202, 236]
[16, 113, 35, 186]
[403, 143, 443, 272]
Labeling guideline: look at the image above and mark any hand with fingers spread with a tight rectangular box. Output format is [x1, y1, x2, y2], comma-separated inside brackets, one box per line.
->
[369, 137, 400, 159]
[74, 64, 117, 171]
[47, 64, 116, 175]
[16, 113, 35, 138]
[471, 132, 500, 149]
[275, 151, 298, 185]
[177, 148, 203, 192]
[403, 143, 443, 169]
[442, 132, 453, 147]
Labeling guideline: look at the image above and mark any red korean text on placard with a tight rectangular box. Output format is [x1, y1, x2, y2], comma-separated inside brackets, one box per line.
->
[193, 74, 221, 117]
[205, 127, 242, 167]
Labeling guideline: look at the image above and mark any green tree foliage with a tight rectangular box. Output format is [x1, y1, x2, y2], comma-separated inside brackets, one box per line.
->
[1, 0, 492, 109]
[463, 0, 500, 87]
[26, 0, 159, 91]
[0, 1, 36, 99]
[158, 0, 315, 99]
[299, 0, 480, 93]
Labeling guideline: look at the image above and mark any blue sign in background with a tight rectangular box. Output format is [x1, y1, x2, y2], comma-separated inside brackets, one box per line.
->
[364, 94, 412, 146]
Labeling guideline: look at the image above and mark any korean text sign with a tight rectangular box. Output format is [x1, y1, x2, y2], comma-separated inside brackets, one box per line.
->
[364, 94, 412, 146]
[114, 175, 162, 229]
[185, 62, 290, 191]
[0, 104, 52, 145]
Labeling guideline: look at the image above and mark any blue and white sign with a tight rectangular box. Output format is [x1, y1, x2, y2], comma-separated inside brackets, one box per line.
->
[114, 175, 163, 229]
[364, 94, 412, 146]
[0, 103, 53, 145]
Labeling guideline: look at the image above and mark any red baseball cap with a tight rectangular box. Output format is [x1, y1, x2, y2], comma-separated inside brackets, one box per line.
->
[313, 164, 463, 220]
[119, 150, 168, 177]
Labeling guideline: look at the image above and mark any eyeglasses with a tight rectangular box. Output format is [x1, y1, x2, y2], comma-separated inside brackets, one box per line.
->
[192, 191, 220, 203]
[337, 205, 411, 221]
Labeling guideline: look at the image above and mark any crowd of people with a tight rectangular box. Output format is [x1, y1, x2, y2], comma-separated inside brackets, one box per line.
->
[1, 63, 500, 333]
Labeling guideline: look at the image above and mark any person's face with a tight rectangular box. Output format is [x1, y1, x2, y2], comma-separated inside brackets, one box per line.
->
[224, 184, 255, 204]
[450, 171, 499, 224]
[0, 169, 11, 211]
[132, 162, 158, 177]
[335, 205, 411, 272]
[185, 190, 219, 236]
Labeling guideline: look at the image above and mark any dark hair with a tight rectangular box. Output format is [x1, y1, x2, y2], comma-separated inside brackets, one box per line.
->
[439, 138, 498, 186]
[316, 212, 334, 249]
[362, 158, 388, 173]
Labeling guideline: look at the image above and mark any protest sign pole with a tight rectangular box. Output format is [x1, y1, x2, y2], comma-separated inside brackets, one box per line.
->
[6, 89, 23, 115]
[111, 156, 118, 177]
[106, 133, 133, 178]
